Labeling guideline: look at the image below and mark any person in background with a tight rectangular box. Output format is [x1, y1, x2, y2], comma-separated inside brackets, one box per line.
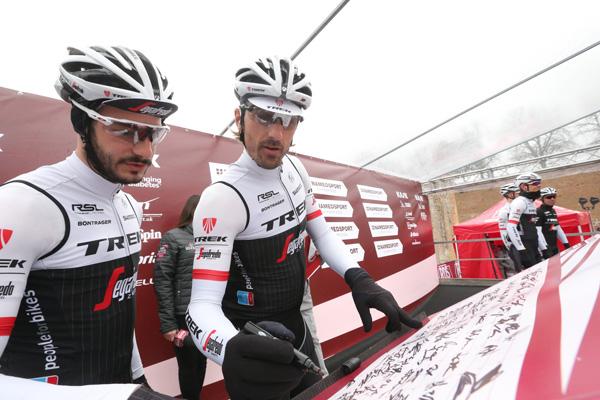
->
[537, 187, 570, 258]
[497, 183, 521, 275]
[506, 172, 548, 269]
[154, 195, 207, 400]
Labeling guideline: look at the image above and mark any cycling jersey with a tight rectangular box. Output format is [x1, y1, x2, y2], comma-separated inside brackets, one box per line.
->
[497, 202, 511, 249]
[506, 195, 547, 251]
[537, 204, 568, 249]
[186, 151, 357, 365]
[0, 153, 143, 399]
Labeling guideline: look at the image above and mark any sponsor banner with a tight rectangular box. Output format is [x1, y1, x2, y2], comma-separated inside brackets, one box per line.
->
[362, 203, 393, 219]
[373, 239, 403, 258]
[396, 191, 409, 199]
[327, 221, 360, 240]
[141, 229, 162, 243]
[357, 184, 387, 201]
[310, 177, 348, 197]
[404, 211, 415, 221]
[140, 197, 163, 222]
[209, 162, 231, 183]
[128, 175, 162, 190]
[437, 261, 461, 278]
[317, 199, 354, 218]
[368, 221, 399, 238]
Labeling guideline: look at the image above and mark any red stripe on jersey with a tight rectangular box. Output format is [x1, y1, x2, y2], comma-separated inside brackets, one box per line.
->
[192, 269, 229, 281]
[508, 219, 519, 224]
[0, 316, 16, 336]
[307, 210, 323, 221]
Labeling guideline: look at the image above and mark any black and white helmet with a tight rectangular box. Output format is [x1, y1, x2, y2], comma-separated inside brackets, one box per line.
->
[234, 56, 312, 116]
[540, 187, 558, 198]
[514, 172, 542, 187]
[500, 183, 519, 197]
[55, 46, 177, 119]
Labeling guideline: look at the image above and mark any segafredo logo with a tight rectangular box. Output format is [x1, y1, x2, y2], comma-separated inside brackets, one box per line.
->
[203, 218, 217, 234]
[128, 101, 172, 117]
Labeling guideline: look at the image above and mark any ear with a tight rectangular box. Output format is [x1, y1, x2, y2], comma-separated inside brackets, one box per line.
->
[234, 108, 242, 130]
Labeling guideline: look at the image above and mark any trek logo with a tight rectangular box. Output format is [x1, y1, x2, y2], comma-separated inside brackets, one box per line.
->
[71, 204, 104, 214]
[185, 311, 203, 340]
[202, 218, 217, 233]
[0, 281, 15, 298]
[0, 259, 25, 269]
[261, 203, 305, 232]
[0, 229, 13, 250]
[94, 266, 136, 311]
[128, 101, 172, 117]
[257, 190, 280, 203]
[194, 236, 228, 244]
[77, 232, 141, 256]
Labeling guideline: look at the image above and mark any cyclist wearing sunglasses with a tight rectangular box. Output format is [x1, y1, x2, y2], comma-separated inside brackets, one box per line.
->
[506, 172, 549, 269]
[537, 187, 570, 257]
[0, 46, 177, 399]
[186, 56, 423, 400]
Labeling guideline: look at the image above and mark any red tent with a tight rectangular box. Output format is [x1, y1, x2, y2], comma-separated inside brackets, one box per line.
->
[453, 200, 592, 278]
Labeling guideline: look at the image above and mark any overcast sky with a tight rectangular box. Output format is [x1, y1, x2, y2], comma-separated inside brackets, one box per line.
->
[3, 1, 600, 181]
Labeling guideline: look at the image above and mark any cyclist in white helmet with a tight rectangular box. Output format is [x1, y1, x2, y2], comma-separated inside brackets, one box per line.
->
[0, 46, 177, 399]
[497, 183, 522, 274]
[186, 56, 423, 400]
[506, 172, 548, 269]
[537, 187, 570, 257]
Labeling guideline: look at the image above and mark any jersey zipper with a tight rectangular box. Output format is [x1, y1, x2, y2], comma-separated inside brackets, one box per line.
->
[279, 166, 300, 225]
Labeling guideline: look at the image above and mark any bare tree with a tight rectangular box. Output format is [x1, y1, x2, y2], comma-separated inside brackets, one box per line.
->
[575, 112, 600, 145]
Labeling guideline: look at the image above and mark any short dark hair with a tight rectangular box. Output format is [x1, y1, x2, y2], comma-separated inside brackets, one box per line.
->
[177, 194, 200, 228]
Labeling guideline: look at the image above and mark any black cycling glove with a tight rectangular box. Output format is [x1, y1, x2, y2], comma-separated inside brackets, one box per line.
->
[344, 268, 422, 332]
[222, 329, 304, 400]
[563, 242, 571, 249]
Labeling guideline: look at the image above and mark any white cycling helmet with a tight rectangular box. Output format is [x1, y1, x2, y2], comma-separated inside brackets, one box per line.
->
[234, 56, 312, 116]
[500, 183, 519, 197]
[540, 187, 558, 198]
[55, 46, 177, 119]
[514, 172, 542, 187]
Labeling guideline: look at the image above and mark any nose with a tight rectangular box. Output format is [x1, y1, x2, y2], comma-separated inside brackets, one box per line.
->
[132, 136, 154, 158]
[266, 121, 285, 139]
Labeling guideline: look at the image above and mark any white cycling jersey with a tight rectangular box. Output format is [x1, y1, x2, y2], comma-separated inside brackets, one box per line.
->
[186, 151, 358, 365]
[0, 153, 144, 399]
[506, 195, 547, 251]
[497, 202, 511, 249]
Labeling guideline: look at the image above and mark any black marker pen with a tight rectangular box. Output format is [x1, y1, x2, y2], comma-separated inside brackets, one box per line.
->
[243, 321, 324, 376]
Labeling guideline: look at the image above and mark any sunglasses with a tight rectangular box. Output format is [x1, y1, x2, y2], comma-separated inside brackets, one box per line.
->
[544, 195, 556, 199]
[72, 101, 170, 147]
[243, 104, 303, 129]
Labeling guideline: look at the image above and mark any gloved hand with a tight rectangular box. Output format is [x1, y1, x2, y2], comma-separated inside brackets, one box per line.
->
[541, 249, 550, 259]
[563, 242, 571, 249]
[344, 268, 422, 332]
[222, 330, 304, 400]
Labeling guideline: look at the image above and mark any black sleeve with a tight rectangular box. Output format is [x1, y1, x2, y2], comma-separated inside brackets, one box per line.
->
[152, 231, 179, 333]
[536, 208, 546, 227]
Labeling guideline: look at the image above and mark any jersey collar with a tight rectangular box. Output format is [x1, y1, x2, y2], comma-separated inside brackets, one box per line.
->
[66, 152, 122, 198]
